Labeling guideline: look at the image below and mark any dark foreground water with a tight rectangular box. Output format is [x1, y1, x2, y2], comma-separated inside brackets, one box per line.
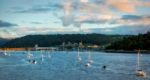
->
[0, 51, 150, 80]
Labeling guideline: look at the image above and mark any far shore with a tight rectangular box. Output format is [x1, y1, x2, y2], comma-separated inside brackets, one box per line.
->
[0, 48, 150, 54]
[104, 50, 150, 53]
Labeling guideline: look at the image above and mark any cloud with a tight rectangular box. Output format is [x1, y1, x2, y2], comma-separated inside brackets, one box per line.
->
[0, 26, 80, 38]
[106, 0, 135, 13]
[10, 0, 150, 27]
[13, 7, 52, 13]
[60, 0, 149, 27]
[60, 0, 113, 27]
[0, 20, 18, 27]
[3, 0, 150, 36]
[0, 28, 19, 38]
[121, 15, 142, 20]
[31, 22, 42, 24]
[111, 25, 150, 35]
[80, 0, 89, 3]
[110, 15, 150, 26]
[59, 0, 149, 27]
[12, 2, 63, 13]
[106, 0, 150, 13]
[85, 25, 150, 35]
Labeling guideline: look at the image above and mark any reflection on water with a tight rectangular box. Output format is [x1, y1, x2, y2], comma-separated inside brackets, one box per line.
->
[0, 51, 150, 80]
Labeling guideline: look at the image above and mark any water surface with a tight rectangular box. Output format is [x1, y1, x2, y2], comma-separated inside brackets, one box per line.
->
[0, 51, 150, 80]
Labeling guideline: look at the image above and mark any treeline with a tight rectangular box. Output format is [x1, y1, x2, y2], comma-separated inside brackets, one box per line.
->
[106, 32, 150, 50]
[1, 34, 125, 48]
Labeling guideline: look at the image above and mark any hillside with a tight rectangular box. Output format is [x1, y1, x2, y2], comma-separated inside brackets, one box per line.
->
[1, 34, 125, 48]
[0, 38, 10, 46]
[106, 32, 150, 50]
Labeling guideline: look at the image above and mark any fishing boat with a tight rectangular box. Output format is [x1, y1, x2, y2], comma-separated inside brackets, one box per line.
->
[135, 49, 146, 78]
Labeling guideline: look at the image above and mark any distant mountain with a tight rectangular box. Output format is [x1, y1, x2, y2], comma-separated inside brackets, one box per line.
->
[106, 32, 150, 50]
[0, 38, 10, 46]
[1, 34, 126, 48]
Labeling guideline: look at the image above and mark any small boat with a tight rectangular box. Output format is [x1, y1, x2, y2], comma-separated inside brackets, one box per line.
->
[27, 50, 33, 59]
[28, 59, 37, 64]
[135, 49, 146, 78]
[77, 47, 81, 61]
[48, 50, 51, 58]
[102, 65, 107, 70]
[87, 51, 93, 64]
[136, 70, 146, 77]
[27, 50, 37, 64]
[85, 51, 93, 67]
[40, 50, 44, 62]
[0, 51, 6, 56]
[0, 50, 10, 56]
[41, 54, 44, 61]
[85, 62, 91, 67]
[4, 50, 7, 56]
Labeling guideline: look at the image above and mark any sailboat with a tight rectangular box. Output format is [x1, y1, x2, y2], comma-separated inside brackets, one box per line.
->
[0, 50, 9, 56]
[135, 49, 146, 77]
[4, 50, 8, 56]
[48, 50, 51, 58]
[87, 51, 93, 64]
[41, 54, 44, 61]
[77, 47, 81, 61]
[27, 50, 37, 64]
[27, 50, 32, 59]
[41, 50, 44, 62]
[85, 51, 93, 67]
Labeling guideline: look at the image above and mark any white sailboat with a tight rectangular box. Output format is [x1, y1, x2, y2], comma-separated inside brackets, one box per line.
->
[85, 51, 93, 67]
[48, 50, 51, 58]
[4, 50, 7, 56]
[77, 47, 81, 61]
[85, 62, 91, 67]
[27, 50, 32, 59]
[27, 50, 37, 64]
[135, 49, 146, 78]
[41, 50, 44, 62]
[87, 51, 93, 64]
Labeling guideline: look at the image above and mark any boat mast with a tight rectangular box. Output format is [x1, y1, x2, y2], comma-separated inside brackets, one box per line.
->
[137, 49, 140, 70]
[88, 51, 91, 60]
[77, 47, 80, 57]
[77, 26, 82, 61]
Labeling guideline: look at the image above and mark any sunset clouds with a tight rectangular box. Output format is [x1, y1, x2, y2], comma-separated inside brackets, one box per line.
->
[0, 0, 150, 38]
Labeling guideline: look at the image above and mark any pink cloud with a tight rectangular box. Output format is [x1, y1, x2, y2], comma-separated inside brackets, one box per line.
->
[107, 0, 135, 13]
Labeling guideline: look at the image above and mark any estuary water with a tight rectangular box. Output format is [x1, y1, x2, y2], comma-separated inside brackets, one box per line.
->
[0, 51, 150, 80]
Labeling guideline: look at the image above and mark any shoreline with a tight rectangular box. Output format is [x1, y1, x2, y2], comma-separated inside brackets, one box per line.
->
[0, 47, 150, 54]
[104, 50, 150, 53]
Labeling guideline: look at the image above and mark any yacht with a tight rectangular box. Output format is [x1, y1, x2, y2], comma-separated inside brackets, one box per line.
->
[135, 49, 146, 78]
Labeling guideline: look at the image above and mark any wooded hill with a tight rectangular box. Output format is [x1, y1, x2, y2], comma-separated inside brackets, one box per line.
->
[1, 34, 125, 48]
[106, 32, 150, 50]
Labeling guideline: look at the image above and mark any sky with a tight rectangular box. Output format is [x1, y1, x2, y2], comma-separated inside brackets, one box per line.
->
[0, 0, 150, 38]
